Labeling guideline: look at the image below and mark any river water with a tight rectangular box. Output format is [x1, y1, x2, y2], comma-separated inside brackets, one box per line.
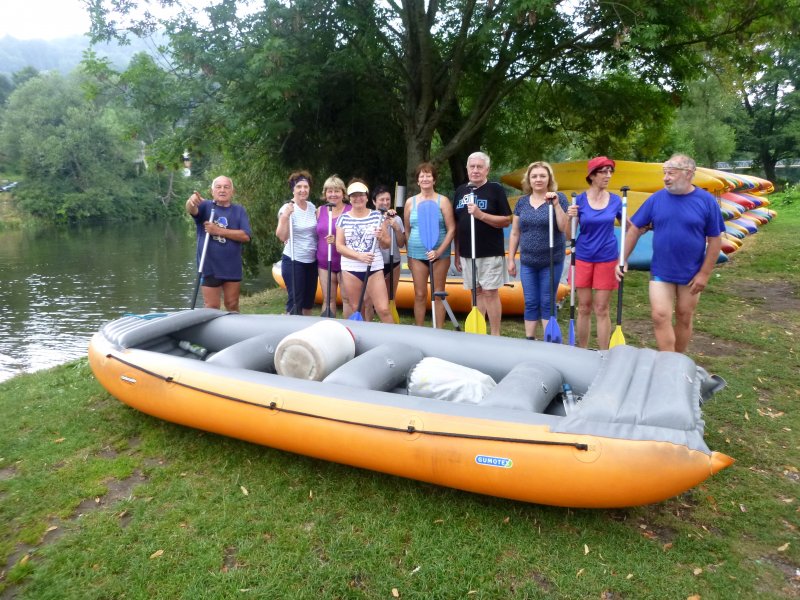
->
[0, 220, 271, 383]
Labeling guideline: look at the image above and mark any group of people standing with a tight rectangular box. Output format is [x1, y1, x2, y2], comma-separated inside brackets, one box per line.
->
[187, 151, 723, 354]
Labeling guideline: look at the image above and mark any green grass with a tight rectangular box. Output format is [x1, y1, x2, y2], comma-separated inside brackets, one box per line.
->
[1, 198, 799, 599]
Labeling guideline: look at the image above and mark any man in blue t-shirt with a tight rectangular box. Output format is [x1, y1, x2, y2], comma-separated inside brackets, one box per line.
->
[186, 176, 252, 312]
[618, 154, 723, 352]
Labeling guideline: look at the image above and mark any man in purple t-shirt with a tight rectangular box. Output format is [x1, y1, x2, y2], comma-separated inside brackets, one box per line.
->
[618, 154, 723, 352]
[186, 176, 252, 312]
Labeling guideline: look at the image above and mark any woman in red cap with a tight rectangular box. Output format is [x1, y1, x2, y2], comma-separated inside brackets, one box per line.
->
[566, 156, 623, 349]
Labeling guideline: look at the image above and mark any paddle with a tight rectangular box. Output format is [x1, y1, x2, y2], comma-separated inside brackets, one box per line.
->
[609, 186, 629, 348]
[417, 199, 440, 328]
[190, 200, 215, 310]
[463, 188, 487, 335]
[388, 220, 400, 324]
[544, 197, 563, 344]
[320, 202, 336, 318]
[568, 192, 577, 346]
[349, 211, 385, 322]
[288, 201, 299, 315]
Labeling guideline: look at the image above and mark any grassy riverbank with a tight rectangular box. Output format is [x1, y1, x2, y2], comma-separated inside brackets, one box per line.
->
[1, 198, 798, 599]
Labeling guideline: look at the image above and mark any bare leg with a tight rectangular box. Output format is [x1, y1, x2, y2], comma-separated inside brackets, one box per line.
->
[478, 288, 502, 336]
[366, 271, 393, 323]
[337, 272, 351, 318]
[318, 267, 337, 316]
[432, 258, 450, 328]
[202, 285, 223, 310]
[524, 320, 539, 338]
[593, 289, 613, 350]
[408, 258, 431, 326]
[649, 281, 677, 351]
[342, 271, 365, 315]
[576, 287, 593, 348]
[674, 285, 702, 352]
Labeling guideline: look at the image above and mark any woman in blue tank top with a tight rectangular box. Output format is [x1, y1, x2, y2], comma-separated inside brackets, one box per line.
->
[402, 162, 456, 328]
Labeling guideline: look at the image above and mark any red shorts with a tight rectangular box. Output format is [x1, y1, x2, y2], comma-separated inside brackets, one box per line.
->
[573, 259, 619, 290]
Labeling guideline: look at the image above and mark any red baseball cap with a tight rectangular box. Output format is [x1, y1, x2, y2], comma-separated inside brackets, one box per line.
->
[586, 156, 615, 183]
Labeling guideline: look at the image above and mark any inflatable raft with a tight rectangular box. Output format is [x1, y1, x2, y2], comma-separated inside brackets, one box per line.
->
[89, 310, 733, 508]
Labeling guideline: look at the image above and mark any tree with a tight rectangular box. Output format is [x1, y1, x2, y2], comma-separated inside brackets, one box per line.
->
[87, 0, 781, 188]
[0, 72, 161, 221]
[731, 38, 800, 183]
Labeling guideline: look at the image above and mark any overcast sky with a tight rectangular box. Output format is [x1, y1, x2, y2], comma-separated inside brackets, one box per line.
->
[0, 0, 91, 40]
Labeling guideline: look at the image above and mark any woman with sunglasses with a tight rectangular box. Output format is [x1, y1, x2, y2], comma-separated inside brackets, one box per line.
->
[566, 156, 623, 349]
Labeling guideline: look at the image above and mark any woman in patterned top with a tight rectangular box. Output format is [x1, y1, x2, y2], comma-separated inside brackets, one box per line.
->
[276, 170, 318, 315]
[335, 179, 394, 323]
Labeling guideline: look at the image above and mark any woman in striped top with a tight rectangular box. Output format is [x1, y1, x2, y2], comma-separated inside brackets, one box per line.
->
[276, 170, 318, 315]
[335, 180, 394, 323]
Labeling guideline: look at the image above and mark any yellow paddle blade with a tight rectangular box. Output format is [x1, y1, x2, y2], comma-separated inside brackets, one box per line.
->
[465, 307, 487, 335]
[389, 301, 400, 324]
[609, 325, 626, 348]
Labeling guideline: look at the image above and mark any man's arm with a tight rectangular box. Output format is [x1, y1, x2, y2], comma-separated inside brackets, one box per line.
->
[687, 236, 721, 294]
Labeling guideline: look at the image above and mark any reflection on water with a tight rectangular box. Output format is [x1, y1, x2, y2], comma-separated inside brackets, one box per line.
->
[0, 221, 270, 382]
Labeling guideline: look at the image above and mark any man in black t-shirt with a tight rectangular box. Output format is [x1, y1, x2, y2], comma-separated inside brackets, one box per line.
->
[453, 152, 512, 335]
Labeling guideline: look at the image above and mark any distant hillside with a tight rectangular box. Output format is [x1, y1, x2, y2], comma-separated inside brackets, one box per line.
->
[0, 34, 163, 76]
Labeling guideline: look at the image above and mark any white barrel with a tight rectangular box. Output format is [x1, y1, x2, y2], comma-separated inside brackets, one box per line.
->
[274, 321, 355, 381]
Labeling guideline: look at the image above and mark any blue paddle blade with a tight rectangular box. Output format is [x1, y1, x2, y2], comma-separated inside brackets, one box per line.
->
[568, 320, 575, 346]
[348, 312, 364, 321]
[417, 199, 439, 252]
[545, 318, 562, 344]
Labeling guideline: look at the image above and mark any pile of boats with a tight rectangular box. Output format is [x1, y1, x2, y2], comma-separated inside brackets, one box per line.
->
[89, 309, 733, 508]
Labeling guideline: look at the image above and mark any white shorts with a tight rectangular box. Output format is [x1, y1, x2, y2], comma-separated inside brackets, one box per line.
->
[460, 255, 508, 291]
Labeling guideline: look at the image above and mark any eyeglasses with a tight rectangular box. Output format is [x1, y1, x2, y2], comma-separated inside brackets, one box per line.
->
[594, 168, 614, 175]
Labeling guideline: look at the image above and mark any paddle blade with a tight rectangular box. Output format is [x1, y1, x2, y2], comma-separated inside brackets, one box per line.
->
[568, 319, 575, 346]
[389, 300, 400, 324]
[545, 317, 562, 344]
[609, 325, 626, 348]
[417, 199, 440, 252]
[348, 311, 364, 322]
[465, 307, 487, 334]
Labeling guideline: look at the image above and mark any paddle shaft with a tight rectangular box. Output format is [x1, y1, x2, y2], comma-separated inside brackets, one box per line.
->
[289, 202, 299, 315]
[191, 207, 215, 309]
[470, 212, 478, 307]
[569, 193, 577, 322]
[615, 187, 629, 326]
[322, 203, 335, 317]
[548, 201, 556, 318]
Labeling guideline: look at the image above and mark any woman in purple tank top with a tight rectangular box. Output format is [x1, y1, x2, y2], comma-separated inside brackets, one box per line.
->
[316, 175, 352, 317]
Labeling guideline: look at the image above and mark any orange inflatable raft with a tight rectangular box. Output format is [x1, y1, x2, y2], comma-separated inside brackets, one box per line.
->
[89, 310, 733, 508]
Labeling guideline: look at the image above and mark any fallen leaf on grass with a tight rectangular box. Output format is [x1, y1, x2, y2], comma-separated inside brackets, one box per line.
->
[45, 525, 58, 533]
[240, 486, 248, 496]
[410, 566, 420, 575]
[757, 407, 785, 419]
[433, 519, 444, 524]
[584, 544, 590, 555]
[777, 542, 790, 552]
[308, 489, 313, 500]
[744, 411, 749, 421]
[740, 504, 747, 513]
[150, 549, 164, 559]
[687, 595, 701, 600]
[693, 567, 703, 576]
[503, 516, 510, 524]
[663, 543, 673, 552]
[576, 568, 585, 577]
[391, 588, 400, 598]
[19, 554, 30, 565]
[54, 438, 66, 443]
[626, 573, 634, 580]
